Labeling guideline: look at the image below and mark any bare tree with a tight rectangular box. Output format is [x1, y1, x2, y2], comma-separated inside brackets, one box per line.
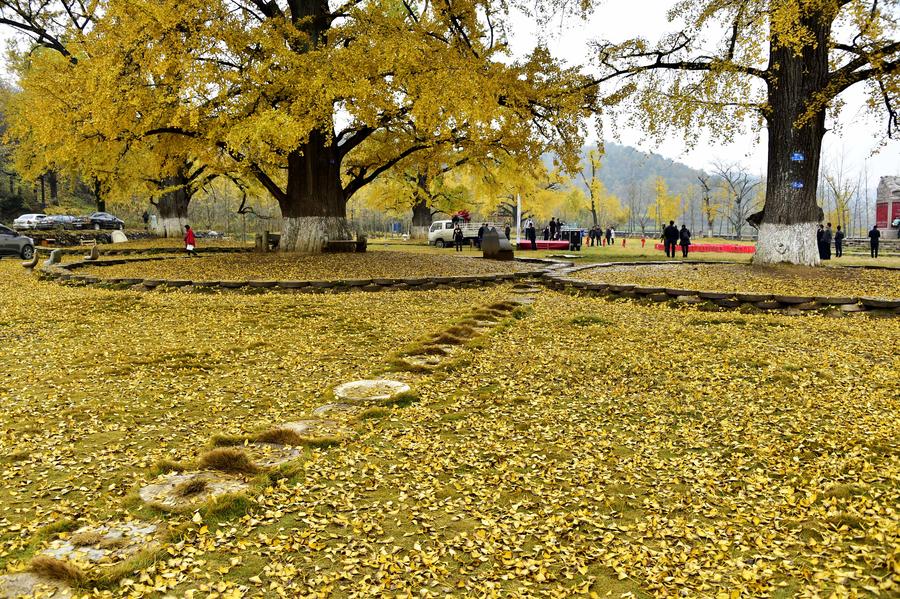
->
[712, 162, 760, 238]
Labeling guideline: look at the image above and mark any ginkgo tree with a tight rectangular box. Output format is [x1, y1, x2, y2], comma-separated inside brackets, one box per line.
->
[579, 149, 630, 227]
[53, 0, 595, 252]
[594, 0, 899, 265]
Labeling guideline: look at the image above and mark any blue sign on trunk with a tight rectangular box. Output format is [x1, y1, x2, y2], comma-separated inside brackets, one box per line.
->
[791, 181, 804, 189]
[791, 152, 805, 162]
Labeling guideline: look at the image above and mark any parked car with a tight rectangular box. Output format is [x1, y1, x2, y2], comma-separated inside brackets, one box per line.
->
[428, 220, 501, 248]
[0, 224, 34, 259]
[12, 213, 51, 230]
[45, 214, 89, 229]
[86, 212, 125, 230]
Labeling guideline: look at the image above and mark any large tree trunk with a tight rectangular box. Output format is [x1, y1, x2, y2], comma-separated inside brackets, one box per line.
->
[153, 180, 191, 238]
[411, 197, 432, 239]
[47, 171, 59, 206]
[279, 131, 352, 252]
[752, 14, 828, 266]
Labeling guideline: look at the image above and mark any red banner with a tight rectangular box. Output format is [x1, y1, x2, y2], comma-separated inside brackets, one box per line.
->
[655, 243, 756, 254]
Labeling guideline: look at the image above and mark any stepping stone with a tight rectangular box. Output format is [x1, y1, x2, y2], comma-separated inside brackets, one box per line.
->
[648, 293, 670, 302]
[713, 298, 742, 309]
[312, 403, 364, 419]
[0, 573, 71, 598]
[510, 287, 541, 294]
[666, 288, 698, 296]
[794, 301, 821, 310]
[676, 295, 704, 304]
[220, 281, 248, 289]
[248, 281, 277, 288]
[334, 380, 411, 403]
[41, 522, 160, 565]
[277, 420, 352, 439]
[138, 471, 249, 510]
[607, 284, 635, 293]
[241, 443, 304, 468]
[403, 355, 444, 368]
[508, 296, 535, 305]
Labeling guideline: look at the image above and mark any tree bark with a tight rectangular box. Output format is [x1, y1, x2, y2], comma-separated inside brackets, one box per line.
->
[411, 197, 432, 239]
[752, 13, 829, 266]
[153, 178, 191, 238]
[47, 170, 59, 206]
[277, 131, 352, 252]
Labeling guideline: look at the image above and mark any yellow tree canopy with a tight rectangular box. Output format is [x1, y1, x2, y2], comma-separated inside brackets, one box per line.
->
[648, 176, 682, 226]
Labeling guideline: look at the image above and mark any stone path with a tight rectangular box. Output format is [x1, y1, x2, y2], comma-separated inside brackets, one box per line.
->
[0, 285, 546, 597]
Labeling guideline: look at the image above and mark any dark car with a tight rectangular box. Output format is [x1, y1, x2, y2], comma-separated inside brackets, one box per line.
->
[86, 212, 125, 230]
[45, 214, 89, 230]
[0, 224, 35, 259]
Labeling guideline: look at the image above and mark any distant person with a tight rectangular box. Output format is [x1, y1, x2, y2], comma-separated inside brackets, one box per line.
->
[476, 223, 486, 249]
[141, 210, 150, 231]
[526, 220, 537, 250]
[610, 226, 616, 246]
[679, 224, 692, 258]
[589, 226, 596, 247]
[821, 223, 833, 260]
[504, 223, 511, 241]
[641, 236, 646, 248]
[453, 225, 464, 252]
[549, 218, 557, 240]
[663, 220, 679, 258]
[869, 225, 881, 258]
[542, 225, 550, 241]
[834, 225, 844, 258]
[816, 224, 825, 259]
[605, 226, 613, 247]
[184, 224, 197, 257]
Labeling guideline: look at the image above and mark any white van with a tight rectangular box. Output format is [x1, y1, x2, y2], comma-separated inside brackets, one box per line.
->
[427, 220, 502, 247]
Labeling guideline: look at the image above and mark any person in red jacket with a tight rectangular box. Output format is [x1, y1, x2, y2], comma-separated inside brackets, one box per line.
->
[184, 224, 197, 257]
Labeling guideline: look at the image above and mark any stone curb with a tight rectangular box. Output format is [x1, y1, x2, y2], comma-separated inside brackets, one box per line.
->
[537, 261, 899, 318]
[39, 254, 554, 294]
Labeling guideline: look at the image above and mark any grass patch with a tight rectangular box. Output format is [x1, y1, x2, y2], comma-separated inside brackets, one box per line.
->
[30, 555, 85, 586]
[209, 434, 251, 448]
[380, 390, 420, 408]
[200, 493, 252, 523]
[355, 407, 390, 420]
[570, 314, 611, 326]
[149, 459, 192, 477]
[198, 448, 259, 474]
[175, 478, 209, 498]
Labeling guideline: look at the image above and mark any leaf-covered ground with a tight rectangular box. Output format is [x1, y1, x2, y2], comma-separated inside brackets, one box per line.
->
[577, 263, 900, 297]
[79, 251, 539, 281]
[1, 254, 898, 597]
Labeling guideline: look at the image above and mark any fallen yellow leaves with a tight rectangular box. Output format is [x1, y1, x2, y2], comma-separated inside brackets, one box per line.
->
[577, 262, 900, 297]
[80, 251, 539, 282]
[1, 252, 899, 597]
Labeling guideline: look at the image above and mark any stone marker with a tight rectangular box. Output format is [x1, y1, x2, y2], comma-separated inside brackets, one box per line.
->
[481, 227, 515, 261]
[110, 230, 128, 244]
[84, 245, 100, 261]
[42, 522, 159, 565]
[44, 249, 62, 267]
[139, 471, 249, 510]
[0, 573, 71, 598]
[333, 380, 411, 403]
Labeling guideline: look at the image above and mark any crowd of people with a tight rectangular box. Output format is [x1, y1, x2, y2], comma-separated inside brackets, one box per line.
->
[817, 223, 883, 259]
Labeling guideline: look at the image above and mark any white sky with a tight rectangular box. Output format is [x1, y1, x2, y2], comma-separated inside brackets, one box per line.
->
[506, 1, 900, 190]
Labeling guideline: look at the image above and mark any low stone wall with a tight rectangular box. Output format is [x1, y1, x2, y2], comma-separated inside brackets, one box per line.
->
[39, 255, 567, 293]
[545, 261, 900, 316]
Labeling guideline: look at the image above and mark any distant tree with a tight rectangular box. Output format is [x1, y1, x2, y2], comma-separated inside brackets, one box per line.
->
[649, 177, 682, 230]
[713, 162, 761, 238]
[594, 0, 899, 265]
